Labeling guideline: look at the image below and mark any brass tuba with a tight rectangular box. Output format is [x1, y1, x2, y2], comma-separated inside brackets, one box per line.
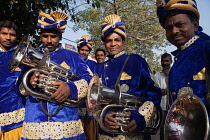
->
[10, 35, 83, 107]
[87, 74, 163, 134]
[164, 87, 210, 140]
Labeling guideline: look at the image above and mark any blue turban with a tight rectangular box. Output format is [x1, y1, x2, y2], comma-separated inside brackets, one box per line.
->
[157, 0, 210, 40]
[77, 35, 94, 51]
[37, 11, 68, 33]
[101, 14, 126, 42]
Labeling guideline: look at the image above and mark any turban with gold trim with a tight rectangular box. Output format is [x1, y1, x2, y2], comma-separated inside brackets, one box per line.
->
[37, 11, 68, 33]
[77, 35, 94, 51]
[156, 0, 199, 28]
[156, 0, 210, 39]
[101, 14, 126, 42]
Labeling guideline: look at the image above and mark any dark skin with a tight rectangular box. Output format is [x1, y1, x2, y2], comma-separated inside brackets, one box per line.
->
[30, 30, 70, 102]
[165, 14, 199, 48]
[103, 33, 137, 132]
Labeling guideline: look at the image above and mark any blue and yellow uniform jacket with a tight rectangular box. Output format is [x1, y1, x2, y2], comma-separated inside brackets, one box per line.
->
[169, 36, 210, 116]
[0, 46, 27, 132]
[21, 44, 92, 140]
[96, 51, 161, 139]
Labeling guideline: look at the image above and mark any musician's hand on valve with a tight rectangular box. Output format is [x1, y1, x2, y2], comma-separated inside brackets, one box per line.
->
[51, 81, 71, 102]
[30, 71, 40, 88]
[122, 112, 137, 132]
[104, 112, 119, 129]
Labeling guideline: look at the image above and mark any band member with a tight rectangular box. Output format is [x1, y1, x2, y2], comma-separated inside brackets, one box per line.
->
[21, 11, 92, 140]
[77, 35, 97, 73]
[96, 14, 161, 140]
[95, 48, 106, 64]
[0, 20, 27, 140]
[156, 0, 210, 115]
[77, 35, 97, 140]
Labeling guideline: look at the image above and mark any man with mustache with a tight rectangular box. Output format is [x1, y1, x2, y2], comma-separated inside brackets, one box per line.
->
[156, 0, 210, 132]
[95, 48, 106, 64]
[21, 11, 92, 140]
[0, 20, 27, 139]
[153, 53, 172, 140]
[157, 0, 210, 105]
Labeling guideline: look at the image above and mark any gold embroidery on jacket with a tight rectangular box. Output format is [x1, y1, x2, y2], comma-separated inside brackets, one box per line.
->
[14, 67, 21, 71]
[0, 108, 25, 126]
[60, 62, 70, 69]
[22, 120, 84, 139]
[120, 72, 132, 80]
[74, 79, 88, 98]
[193, 67, 206, 80]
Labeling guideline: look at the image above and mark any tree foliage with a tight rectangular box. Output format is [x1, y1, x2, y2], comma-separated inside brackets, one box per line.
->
[73, 0, 168, 71]
[0, 0, 102, 45]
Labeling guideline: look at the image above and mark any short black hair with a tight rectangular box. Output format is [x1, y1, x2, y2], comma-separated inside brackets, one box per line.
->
[0, 20, 18, 34]
[161, 52, 172, 60]
[95, 48, 106, 55]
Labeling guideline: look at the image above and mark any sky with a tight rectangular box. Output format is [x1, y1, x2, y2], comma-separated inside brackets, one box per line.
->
[61, 0, 210, 54]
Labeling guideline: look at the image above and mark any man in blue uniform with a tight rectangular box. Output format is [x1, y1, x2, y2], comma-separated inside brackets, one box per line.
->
[21, 11, 92, 140]
[0, 20, 27, 139]
[77, 35, 97, 73]
[96, 14, 161, 140]
[77, 35, 97, 140]
[157, 0, 210, 114]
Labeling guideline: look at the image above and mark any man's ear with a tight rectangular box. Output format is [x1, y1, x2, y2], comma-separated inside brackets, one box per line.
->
[193, 19, 199, 32]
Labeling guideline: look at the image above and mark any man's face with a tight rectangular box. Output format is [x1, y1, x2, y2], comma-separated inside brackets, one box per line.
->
[95, 51, 106, 64]
[104, 33, 124, 56]
[40, 30, 61, 52]
[161, 57, 172, 70]
[0, 27, 17, 51]
[165, 14, 198, 48]
[78, 46, 91, 60]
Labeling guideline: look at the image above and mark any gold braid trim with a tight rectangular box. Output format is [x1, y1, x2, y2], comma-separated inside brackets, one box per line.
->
[99, 134, 144, 140]
[138, 101, 155, 126]
[0, 108, 25, 126]
[22, 120, 84, 139]
[74, 79, 88, 98]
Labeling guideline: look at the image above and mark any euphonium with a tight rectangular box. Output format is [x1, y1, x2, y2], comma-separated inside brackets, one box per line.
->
[87, 74, 163, 134]
[10, 35, 83, 107]
[164, 87, 210, 140]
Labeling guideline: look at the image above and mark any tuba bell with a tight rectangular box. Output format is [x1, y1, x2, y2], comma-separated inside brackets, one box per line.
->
[164, 87, 210, 140]
[10, 35, 83, 107]
[87, 74, 163, 134]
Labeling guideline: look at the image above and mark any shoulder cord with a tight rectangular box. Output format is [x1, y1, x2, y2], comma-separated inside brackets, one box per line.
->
[38, 99, 63, 119]
[112, 55, 130, 104]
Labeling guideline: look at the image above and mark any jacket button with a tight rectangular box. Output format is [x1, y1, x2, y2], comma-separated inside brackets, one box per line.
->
[172, 92, 176, 96]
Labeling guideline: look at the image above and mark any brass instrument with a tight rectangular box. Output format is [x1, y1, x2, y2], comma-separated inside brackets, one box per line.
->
[87, 74, 162, 134]
[10, 36, 83, 107]
[164, 87, 210, 140]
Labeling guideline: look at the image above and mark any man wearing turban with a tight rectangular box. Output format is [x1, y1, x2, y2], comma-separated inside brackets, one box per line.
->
[77, 35, 97, 140]
[157, 0, 210, 139]
[77, 35, 97, 73]
[21, 11, 92, 140]
[95, 14, 161, 140]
